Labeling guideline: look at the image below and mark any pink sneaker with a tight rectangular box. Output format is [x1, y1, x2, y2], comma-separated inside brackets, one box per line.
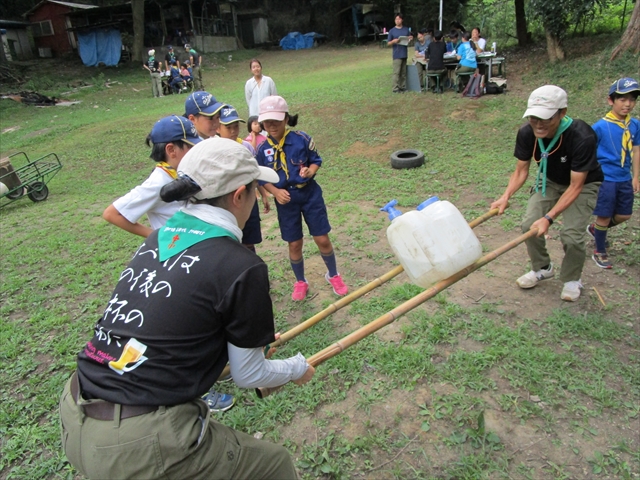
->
[325, 272, 348, 296]
[291, 281, 309, 301]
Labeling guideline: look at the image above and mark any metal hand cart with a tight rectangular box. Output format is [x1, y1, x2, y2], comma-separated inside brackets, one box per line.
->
[0, 152, 63, 208]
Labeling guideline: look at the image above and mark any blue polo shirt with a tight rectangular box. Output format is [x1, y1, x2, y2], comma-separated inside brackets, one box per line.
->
[388, 26, 411, 60]
[457, 42, 477, 68]
[255, 130, 322, 189]
[592, 117, 640, 182]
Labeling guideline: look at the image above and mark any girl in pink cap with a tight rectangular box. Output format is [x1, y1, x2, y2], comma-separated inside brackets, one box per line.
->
[255, 95, 348, 301]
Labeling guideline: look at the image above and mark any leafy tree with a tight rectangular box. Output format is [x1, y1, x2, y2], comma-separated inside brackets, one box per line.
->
[530, 0, 605, 62]
[611, 0, 640, 59]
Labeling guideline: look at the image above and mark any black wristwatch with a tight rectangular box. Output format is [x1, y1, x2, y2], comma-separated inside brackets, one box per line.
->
[544, 214, 554, 225]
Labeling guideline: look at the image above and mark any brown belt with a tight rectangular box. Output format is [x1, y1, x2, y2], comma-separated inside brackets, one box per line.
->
[70, 371, 158, 421]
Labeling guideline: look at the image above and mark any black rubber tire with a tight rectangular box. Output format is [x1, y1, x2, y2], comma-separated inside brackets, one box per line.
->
[390, 149, 425, 169]
[27, 182, 49, 202]
[6, 187, 25, 199]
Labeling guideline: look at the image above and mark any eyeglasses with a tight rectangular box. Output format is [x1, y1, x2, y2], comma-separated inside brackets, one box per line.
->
[527, 110, 560, 126]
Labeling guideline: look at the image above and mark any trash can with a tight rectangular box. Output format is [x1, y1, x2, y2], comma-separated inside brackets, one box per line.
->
[406, 64, 421, 92]
[0, 157, 22, 190]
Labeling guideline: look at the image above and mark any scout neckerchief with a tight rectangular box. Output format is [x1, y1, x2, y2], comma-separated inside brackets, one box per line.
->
[156, 162, 178, 179]
[534, 116, 573, 197]
[603, 112, 633, 167]
[158, 210, 236, 261]
[266, 129, 291, 179]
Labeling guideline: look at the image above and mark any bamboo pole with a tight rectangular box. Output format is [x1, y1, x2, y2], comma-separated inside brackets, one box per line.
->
[217, 207, 501, 382]
[256, 227, 538, 399]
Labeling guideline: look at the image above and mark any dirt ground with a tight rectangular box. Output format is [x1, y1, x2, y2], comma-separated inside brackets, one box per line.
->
[260, 59, 639, 475]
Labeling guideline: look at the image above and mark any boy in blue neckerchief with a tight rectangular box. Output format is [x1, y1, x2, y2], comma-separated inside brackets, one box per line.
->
[587, 77, 640, 268]
[255, 95, 349, 301]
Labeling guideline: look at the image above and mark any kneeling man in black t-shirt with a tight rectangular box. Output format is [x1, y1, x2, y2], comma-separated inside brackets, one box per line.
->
[59, 137, 314, 479]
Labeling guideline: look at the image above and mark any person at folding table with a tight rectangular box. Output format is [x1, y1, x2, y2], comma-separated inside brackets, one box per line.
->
[491, 85, 603, 302]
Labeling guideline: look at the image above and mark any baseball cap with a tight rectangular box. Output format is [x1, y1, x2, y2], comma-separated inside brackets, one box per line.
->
[258, 95, 288, 122]
[168, 45, 173, 50]
[184, 43, 191, 49]
[219, 105, 245, 125]
[150, 115, 202, 146]
[148, 49, 155, 56]
[609, 77, 640, 96]
[184, 92, 224, 117]
[178, 137, 279, 199]
[522, 85, 568, 119]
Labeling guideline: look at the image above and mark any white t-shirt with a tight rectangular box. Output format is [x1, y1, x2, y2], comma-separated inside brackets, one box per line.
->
[112, 167, 179, 230]
[476, 38, 486, 51]
[245, 75, 278, 117]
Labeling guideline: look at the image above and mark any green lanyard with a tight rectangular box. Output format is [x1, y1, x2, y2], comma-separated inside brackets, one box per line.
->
[535, 116, 573, 197]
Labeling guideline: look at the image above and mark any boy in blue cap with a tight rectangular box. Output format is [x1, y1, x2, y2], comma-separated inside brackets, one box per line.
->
[587, 77, 640, 268]
[103, 115, 200, 237]
[184, 91, 224, 139]
[218, 104, 271, 252]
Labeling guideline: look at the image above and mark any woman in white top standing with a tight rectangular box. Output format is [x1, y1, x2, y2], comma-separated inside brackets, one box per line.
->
[245, 59, 277, 117]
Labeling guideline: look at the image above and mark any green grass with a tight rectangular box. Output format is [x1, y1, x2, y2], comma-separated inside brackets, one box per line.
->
[1, 35, 639, 479]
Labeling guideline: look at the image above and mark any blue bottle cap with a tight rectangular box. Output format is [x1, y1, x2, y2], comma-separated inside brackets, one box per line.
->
[416, 196, 439, 211]
[380, 199, 402, 221]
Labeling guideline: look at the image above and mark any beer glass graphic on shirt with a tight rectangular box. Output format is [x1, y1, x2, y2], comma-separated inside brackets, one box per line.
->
[108, 338, 148, 375]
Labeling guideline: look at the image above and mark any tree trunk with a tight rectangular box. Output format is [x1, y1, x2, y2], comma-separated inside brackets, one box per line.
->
[611, 0, 640, 60]
[514, 0, 529, 46]
[545, 29, 565, 62]
[132, 0, 145, 62]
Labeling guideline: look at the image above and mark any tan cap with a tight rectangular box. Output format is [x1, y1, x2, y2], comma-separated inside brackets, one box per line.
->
[523, 85, 568, 119]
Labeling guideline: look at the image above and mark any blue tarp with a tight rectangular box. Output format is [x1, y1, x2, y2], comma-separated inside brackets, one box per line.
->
[279, 32, 325, 50]
[77, 28, 122, 67]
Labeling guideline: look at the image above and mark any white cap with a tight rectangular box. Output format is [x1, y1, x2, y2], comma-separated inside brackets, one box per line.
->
[523, 85, 568, 119]
[178, 137, 279, 200]
[148, 49, 155, 56]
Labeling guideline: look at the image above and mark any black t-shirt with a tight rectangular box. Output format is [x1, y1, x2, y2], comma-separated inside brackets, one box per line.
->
[146, 59, 160, 73]
[76, 232, 275, 406]
[426, 41, 447, 70]
[165, 51, 178, 65]
[514, 119, 603, 185]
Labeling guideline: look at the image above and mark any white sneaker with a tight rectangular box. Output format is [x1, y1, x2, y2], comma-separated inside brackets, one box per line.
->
[561, 280, 583, 302]
[516, 264, 554, 289]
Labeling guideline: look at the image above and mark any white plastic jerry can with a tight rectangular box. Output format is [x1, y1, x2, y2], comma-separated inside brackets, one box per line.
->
[381, 197, 482, 288]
